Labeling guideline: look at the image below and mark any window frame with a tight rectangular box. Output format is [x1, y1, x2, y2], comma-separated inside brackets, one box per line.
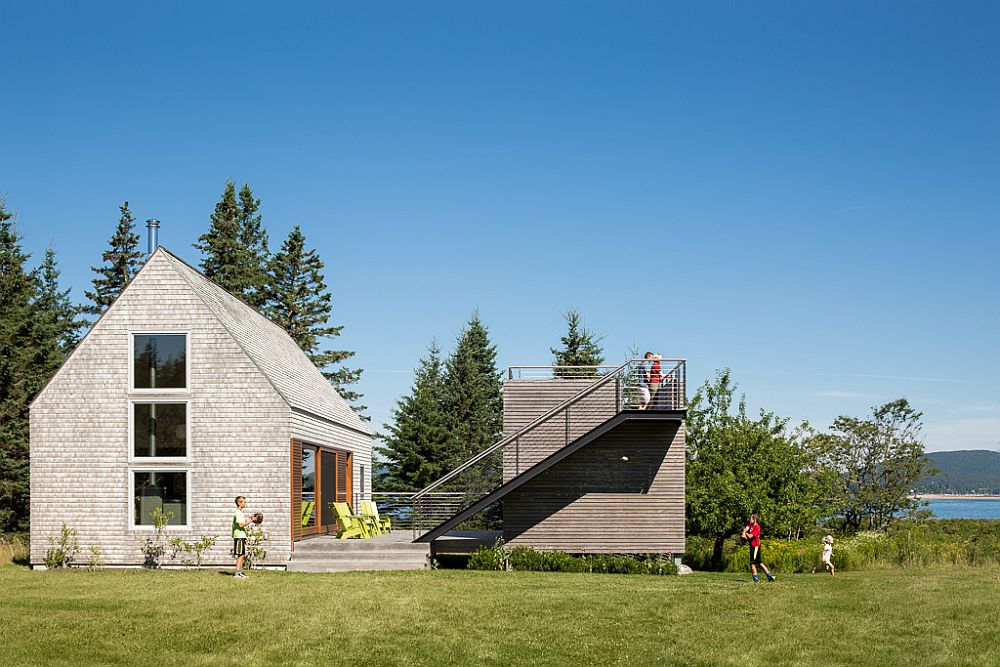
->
[128, 399, 191, 463]
[128, 468, 192, 531]
[129, 331, 191, 394]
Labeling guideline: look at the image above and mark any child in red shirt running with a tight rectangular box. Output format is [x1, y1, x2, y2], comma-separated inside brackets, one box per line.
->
[741, 513, 775, 583]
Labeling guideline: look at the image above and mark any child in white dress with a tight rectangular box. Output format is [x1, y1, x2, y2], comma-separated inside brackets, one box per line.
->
[821, 535, 835, 575]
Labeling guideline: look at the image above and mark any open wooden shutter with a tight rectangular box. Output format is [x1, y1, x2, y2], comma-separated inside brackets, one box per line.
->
[291, 440, 302, 543]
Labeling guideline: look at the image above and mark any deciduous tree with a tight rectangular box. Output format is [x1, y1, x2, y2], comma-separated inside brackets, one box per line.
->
[685, 370, 827, 568]
[815, 399, 930, 531]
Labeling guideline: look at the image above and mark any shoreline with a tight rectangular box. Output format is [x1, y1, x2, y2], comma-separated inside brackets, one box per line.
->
[912, 494, 1000, 501]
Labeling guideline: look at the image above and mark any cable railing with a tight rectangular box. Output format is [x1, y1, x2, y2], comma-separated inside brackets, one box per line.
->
[507, 365, 620, 380]
[393, 359, 686, 537]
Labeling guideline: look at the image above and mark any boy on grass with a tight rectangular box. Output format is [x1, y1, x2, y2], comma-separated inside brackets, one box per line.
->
[232, 496, 255, 578]
[741, 513, 775, 583]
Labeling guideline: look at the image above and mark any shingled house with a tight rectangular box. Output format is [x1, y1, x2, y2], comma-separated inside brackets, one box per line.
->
[29, 247, 372, 567]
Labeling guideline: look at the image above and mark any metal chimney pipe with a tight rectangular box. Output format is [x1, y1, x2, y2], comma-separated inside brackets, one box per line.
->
[146, 219, 160, 257]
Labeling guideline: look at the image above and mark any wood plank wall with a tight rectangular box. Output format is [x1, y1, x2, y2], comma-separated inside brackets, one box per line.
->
[502, 377, 685, 554]
[503, 419, 685, 554]
[502, 379, 618, 482]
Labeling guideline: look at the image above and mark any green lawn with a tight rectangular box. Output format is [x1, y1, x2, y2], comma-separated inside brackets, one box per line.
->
[2, 566, 999, 667]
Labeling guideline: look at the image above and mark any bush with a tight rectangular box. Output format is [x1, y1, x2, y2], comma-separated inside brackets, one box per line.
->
[0, 534, 29, 567]
[467, 542, 677, 575]
[45, 524, 80, 569]
[685, 520, 1000, 573]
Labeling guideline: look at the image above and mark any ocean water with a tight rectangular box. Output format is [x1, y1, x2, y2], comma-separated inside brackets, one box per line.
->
[924, 499, 1000, 519]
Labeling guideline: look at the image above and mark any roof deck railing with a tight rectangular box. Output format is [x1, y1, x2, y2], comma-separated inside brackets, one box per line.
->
[395, 359, 686, 536]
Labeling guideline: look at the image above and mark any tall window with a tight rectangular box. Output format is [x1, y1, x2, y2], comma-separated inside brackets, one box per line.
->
[133, 334, 187, 390]
[133, 471, 188, 526]
[132, 402, 187, 459]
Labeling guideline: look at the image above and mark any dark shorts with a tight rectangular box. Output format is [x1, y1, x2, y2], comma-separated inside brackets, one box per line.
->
[234, 538, 247, 558]
[749, 545, 762, 566]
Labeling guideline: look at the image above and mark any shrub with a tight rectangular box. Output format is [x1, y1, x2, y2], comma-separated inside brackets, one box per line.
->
[684, 520, 1000, 573]
[0, 534, 29, 567]
[468, 543, 678, 575]
[45, 523, 80, 569]
[468, 541, 508, 571]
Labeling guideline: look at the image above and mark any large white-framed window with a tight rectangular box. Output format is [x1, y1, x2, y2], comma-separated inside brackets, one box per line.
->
[129, 400, 190, 462]
[130, 332, 190, 392]
[129, 469, 191, 529]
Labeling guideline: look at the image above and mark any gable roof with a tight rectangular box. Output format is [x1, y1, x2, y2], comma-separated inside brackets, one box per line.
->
[159, 248, 369, 434]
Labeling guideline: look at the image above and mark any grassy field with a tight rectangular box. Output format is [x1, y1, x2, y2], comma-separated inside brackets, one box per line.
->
[2, 565, 1000, 667]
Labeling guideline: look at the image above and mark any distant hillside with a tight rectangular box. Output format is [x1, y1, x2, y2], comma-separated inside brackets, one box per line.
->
[915, 450, 1000, 495]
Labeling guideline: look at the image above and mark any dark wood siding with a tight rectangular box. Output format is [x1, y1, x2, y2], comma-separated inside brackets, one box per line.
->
[502, 418, 685, 554]
[503, 379, 618, 481]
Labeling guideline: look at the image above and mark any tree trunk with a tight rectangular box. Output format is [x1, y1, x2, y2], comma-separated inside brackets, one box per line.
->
[710, 534, 726, 571]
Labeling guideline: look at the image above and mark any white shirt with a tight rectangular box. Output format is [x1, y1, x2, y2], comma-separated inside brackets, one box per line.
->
[822, 543, 833, 563]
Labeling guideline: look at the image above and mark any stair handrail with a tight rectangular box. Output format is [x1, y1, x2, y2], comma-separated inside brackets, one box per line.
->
[411, 361, 632, 501]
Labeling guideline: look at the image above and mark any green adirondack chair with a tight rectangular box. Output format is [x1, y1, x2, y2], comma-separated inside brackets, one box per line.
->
[362, 501, 392, 533]
[330, 502, 369, 539]
[300, 501, 315, 527]
[357, 501, 386, 535]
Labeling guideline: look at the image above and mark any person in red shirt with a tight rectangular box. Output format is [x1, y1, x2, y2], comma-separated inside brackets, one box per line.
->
[741, 513, 775, 583]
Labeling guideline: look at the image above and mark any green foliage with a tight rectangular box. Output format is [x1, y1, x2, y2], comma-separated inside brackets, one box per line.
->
[245, 523, 268, 568]
[468, 542, 678, 575]
[140, 507, 173, 568]
[44, 523, 80, 569]
[685, 369, 828, 568]
[194, 180, 270, 308]
[550, 309, 605, 378]
[443, 312, 503, 485]
[0, 201, 68, 534]
[684, 520, 1000, 573]
[376, 342, 451, 490]
[263, 225, 365, 416]
[84, 201, 143, 317]
[85, 546, 104, 571]
[168, 535, 218, 568]
[815, 399, 931, 530]
[38, 247, 85, 351]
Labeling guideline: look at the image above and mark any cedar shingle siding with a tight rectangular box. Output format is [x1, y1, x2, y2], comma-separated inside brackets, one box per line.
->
[29, 249, 372, 567]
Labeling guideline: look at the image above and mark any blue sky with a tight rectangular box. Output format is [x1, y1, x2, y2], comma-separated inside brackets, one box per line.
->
[2, 2, 998, 451]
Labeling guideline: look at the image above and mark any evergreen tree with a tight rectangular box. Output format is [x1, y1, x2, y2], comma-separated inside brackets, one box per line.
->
[0, 200, 65, 533]
[236, 183, 269, 308]
[376, 342, 451, 490]
[194, 180, 269, 307]
[550, 309, 605, 378]
[444, 311, 503, 472]
[37, 246, 85, 351]
[84, 201, 143, 317]
[263, 226, 365, 416]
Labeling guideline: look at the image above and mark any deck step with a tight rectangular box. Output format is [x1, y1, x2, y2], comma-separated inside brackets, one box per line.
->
[286, 559, 428, 573]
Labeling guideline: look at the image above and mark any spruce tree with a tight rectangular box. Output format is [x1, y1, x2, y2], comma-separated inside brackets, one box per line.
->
[376, 342, 451, 490]
[236, 183, 269, 308]
[444, 311, 503, 474]
[84, 201, 143, 317]
[194, 180, 269, 307]
[550, 309, 605, 378]
[263, 226, 365, 416]
[0, 201, 64, 533]
[38, 246, 85, 352]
